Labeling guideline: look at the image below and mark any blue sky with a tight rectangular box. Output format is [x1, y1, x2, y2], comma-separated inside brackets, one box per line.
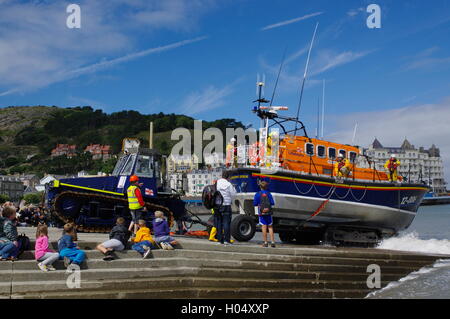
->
[1, 0, 450, 179]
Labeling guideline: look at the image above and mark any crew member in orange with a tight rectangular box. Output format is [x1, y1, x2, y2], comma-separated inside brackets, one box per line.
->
[384, 154, 401, 182]
[334, 153, 351, 178]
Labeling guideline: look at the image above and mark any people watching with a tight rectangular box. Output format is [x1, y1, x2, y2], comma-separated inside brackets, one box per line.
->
[97, 217, 131, 261]
[58, 223, 85, 268]
[131, 219, 156, 259]
[215, 170, 237, 245]
[35, 224, 59, 271]
[0, 206, 19, 261]
[253, 181, 276, 248]
[152, 211, 177, 250]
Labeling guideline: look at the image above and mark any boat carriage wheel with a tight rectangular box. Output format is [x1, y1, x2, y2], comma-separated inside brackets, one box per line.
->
[231, 215, 256, 242]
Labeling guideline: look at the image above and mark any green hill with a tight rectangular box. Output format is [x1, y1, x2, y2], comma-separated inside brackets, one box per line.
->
[0, 105, 245, 176]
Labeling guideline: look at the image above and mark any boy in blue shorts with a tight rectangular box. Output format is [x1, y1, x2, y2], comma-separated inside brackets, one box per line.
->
[253, 181, 276, 248]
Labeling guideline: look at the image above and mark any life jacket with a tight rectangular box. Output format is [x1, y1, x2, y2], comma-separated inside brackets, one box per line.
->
[248, 142, 259, 166]
[388, 160, 398, 171]
[127, 185, 143, 210]
[338, 160, 346, 170]
[225, 144, 234, 166]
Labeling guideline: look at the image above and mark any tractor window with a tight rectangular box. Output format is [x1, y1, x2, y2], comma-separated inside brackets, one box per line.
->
[349, 151, 358, 162]
[121, 154, 136, 176]
[135, 155, 154, 178]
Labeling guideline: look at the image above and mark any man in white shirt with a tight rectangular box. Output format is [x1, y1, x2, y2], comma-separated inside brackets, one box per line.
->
[215, 170, 236, 245]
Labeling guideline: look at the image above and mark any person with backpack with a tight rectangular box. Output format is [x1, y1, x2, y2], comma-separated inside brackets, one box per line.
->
[0, 206, 20, 260]
[253, 181, 276, 248]
[215, 171, 236, 245]
[96, 217, 131, 261]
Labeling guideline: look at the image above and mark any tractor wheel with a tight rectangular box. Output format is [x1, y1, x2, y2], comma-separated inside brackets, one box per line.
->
[230, 215, 256, 242]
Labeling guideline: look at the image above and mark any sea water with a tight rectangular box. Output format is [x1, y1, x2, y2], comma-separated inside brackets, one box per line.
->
[367, 204, 450, 299]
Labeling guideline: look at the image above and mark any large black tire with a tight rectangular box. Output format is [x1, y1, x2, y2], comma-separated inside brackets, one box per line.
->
[230, 215, 256, 242]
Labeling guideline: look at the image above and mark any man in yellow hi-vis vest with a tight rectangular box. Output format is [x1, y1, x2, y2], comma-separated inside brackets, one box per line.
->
[127, 175, 146, 233]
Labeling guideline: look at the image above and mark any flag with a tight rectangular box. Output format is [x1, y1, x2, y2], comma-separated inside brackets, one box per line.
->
[145, 188, 154, 196]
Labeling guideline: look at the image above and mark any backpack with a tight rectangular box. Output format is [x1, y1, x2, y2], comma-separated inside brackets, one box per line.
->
[16, 234, 30, 257]
[259, 192, 272, 215]
[202, 183, 223, 210]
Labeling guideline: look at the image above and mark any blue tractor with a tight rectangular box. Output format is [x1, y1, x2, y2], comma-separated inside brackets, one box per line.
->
[44, 147, 186, 232]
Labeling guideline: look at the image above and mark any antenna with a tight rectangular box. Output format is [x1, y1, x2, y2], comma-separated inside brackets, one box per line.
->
[316, 97, 320, 139]
[321, 79, 325, 139]
[351, 123, 358, 145]
[294, 22, 319, 136]
[269, 47, 287, 108]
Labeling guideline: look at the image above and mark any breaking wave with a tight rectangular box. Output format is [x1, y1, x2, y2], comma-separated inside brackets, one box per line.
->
[366, 232, 450, 298]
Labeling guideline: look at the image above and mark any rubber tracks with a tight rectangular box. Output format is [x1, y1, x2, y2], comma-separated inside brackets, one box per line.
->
[53, 191, 174, 233]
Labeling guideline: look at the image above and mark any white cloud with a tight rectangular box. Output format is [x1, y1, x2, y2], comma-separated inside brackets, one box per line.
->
[261, 12, 323, 31]
[0, 0, 216, 95]
[327, 98, 450, 183]
[179, 83, 235, 115]
[310, 49, 373, 76]
[347, 7, 364, 17]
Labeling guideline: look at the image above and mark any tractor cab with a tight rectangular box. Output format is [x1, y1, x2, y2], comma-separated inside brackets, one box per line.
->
[111, 147, 166, 196]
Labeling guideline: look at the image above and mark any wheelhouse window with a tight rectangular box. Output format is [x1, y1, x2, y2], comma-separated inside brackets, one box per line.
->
[317, 145, 326, 158]
[349, 151, 357, 162]
[339, 150, 347, 158]
[306, 143, 314, 156]
[328, 147, 336, 159]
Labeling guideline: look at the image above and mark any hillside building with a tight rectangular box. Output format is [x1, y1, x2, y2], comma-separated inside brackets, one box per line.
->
[51, 144, 77, 158]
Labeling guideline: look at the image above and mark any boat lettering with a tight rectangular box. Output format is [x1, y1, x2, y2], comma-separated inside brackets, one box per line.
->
[401, 196, 417, 205]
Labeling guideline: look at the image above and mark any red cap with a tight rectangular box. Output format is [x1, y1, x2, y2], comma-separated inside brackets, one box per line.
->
[130, 175, 139, 182]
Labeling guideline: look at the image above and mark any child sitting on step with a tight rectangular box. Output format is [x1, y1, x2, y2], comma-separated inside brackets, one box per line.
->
[58, 223, 86, 268]
[152, 211, 177, 250]
[97, 217, 131, 261]
[132, 219, 156, 259]
[35, 224, 59, 271]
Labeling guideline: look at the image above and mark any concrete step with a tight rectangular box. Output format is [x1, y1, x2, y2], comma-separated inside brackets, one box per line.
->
[28, 238, 446, 262]
[3, 256, 420, 276]
[17, 248, 433, 269]
[2, 276, 390, 295]
[0, 267, 199, 282]
[195, 267, 405, 282]
[11, 286, 371, 299]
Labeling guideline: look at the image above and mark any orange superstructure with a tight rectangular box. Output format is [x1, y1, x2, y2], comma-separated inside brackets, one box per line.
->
[277, 135, 390, 182]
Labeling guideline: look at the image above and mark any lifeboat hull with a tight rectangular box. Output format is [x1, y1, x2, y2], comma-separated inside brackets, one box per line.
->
[229, 168, 429, 240]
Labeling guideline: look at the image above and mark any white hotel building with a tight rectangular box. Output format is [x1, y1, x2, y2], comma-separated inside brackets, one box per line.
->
[365, 139, 447, 194]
